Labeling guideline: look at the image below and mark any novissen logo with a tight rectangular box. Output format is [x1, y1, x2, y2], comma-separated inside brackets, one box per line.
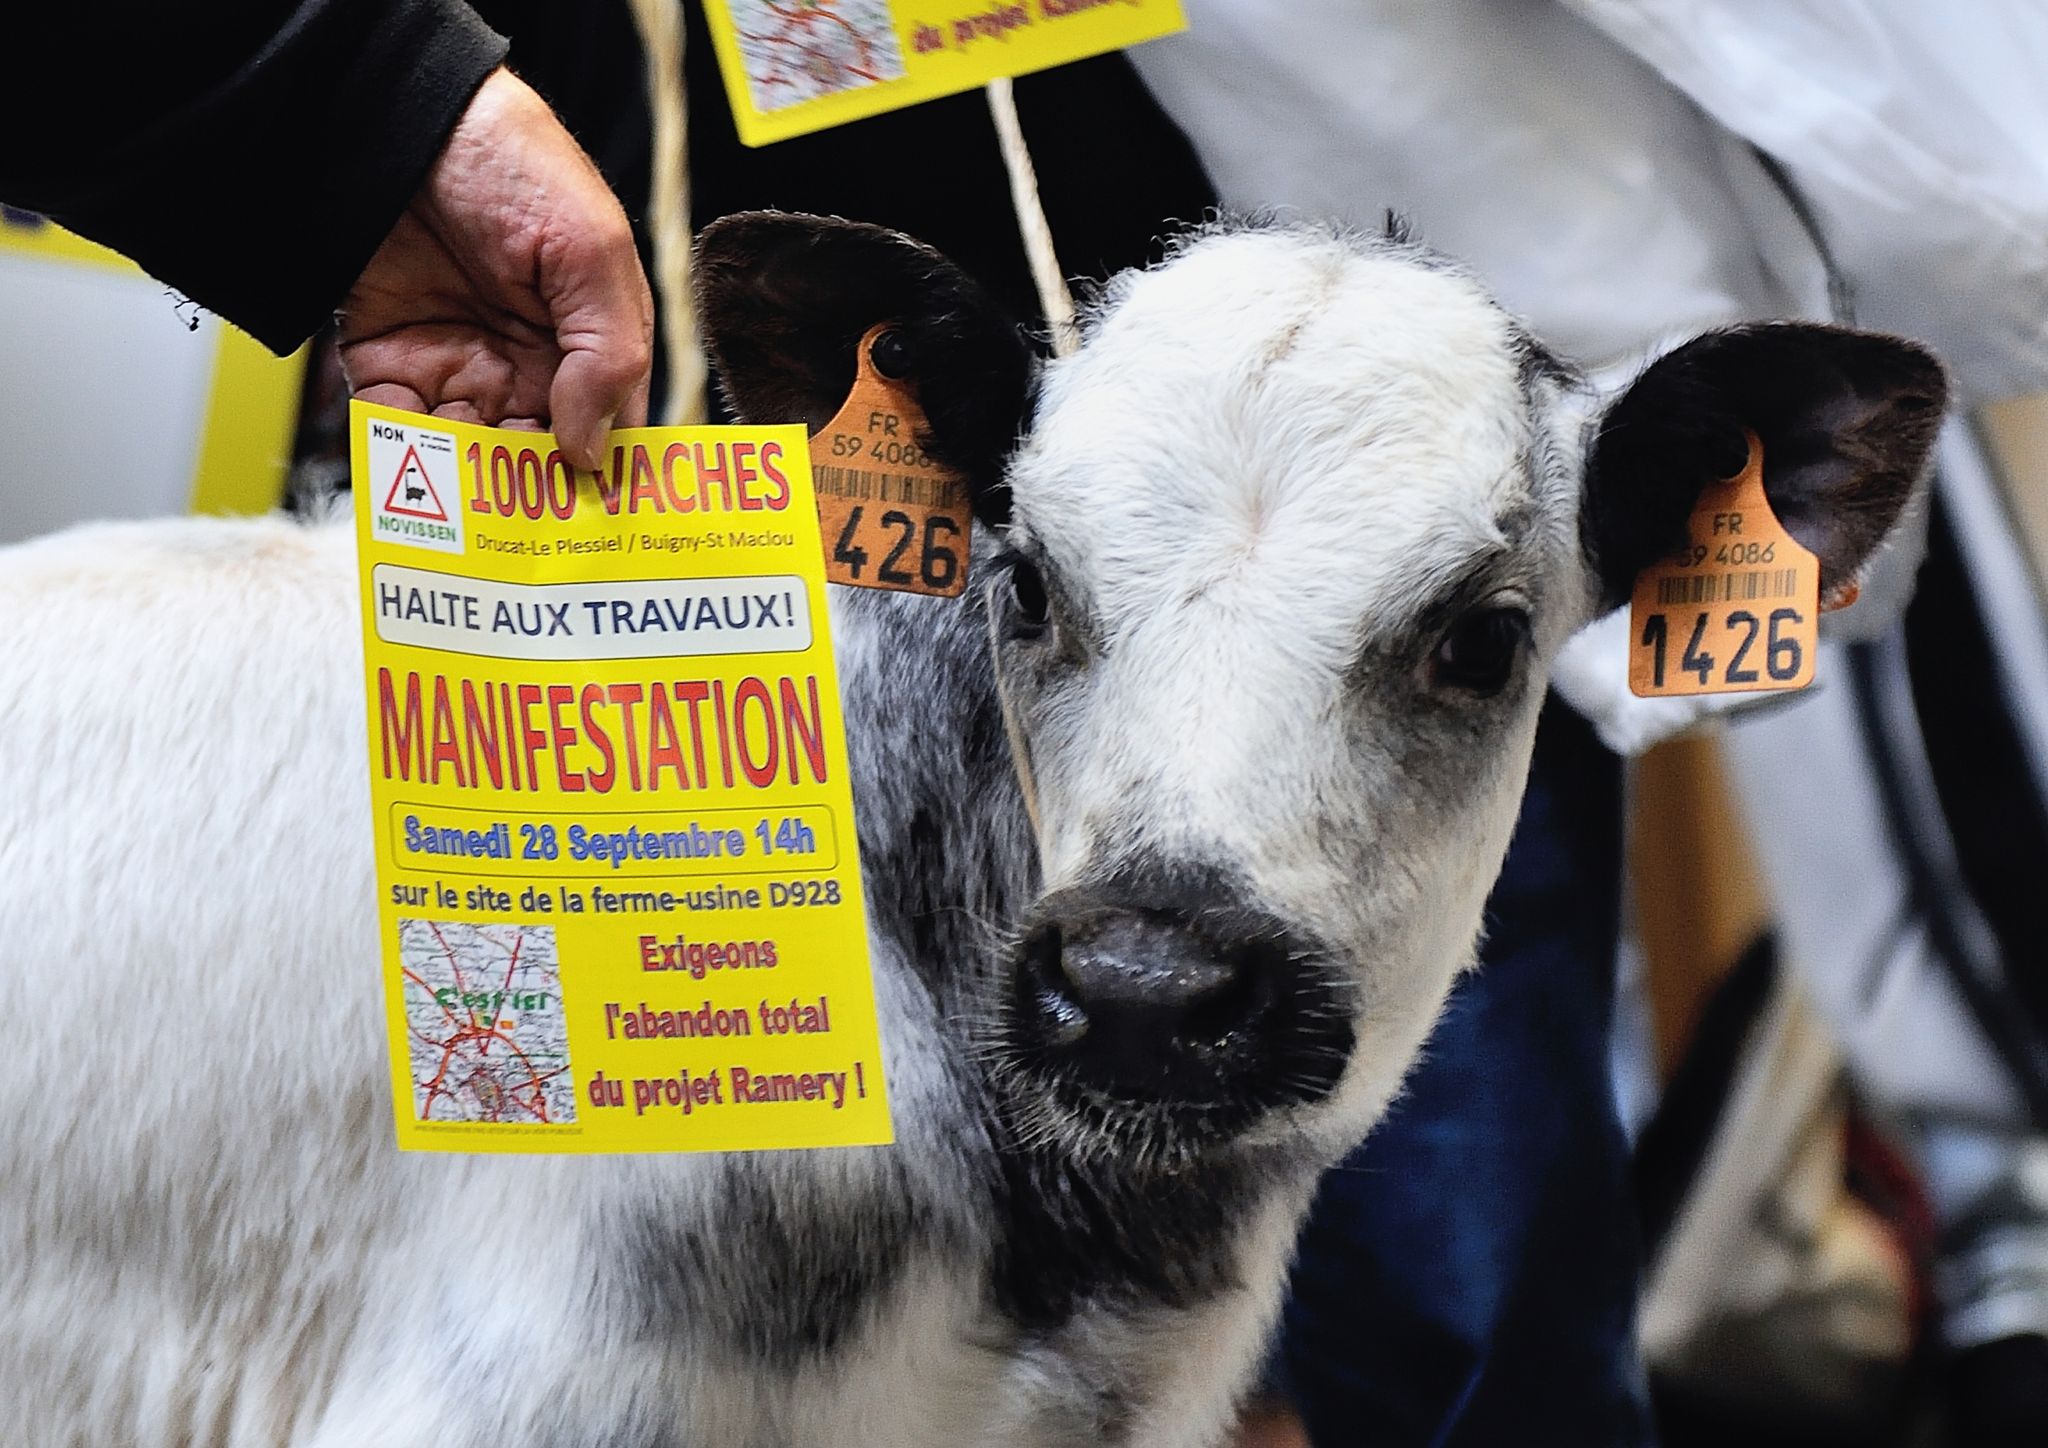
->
[382, 444, 448, 520]
[375, 514, 461, 545]
[367, 422, 464, 555]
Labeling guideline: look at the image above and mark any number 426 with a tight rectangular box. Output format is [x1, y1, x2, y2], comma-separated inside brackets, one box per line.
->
[833, 505, 961, 590]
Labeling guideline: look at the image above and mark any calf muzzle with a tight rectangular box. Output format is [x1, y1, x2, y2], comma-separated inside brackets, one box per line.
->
[1010, 875, 1353, 1125]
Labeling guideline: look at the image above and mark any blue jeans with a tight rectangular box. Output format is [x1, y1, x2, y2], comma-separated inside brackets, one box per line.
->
[1277, 700, 1653, 1447]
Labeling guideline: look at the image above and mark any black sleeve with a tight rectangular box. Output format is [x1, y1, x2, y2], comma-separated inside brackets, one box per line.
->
[5, 0, 509, 352]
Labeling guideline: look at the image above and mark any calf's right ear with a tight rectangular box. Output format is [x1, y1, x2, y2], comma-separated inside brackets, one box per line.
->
[694, 212, 1034, 526]
[1582, 323, 1947, 610]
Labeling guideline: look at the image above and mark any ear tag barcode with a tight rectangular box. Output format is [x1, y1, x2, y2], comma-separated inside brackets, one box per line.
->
[1628, 430, 1820, 698]
[809, 326, 972, 598]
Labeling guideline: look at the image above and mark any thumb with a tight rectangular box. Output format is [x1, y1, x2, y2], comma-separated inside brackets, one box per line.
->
[542, 211, 655, 471]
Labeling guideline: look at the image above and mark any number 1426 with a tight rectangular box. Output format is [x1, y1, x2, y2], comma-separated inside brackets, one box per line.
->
[1639, 607, 1806, 689]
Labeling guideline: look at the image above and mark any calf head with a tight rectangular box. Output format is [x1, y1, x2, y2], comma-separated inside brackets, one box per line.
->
[697, 213, 1943, 1168]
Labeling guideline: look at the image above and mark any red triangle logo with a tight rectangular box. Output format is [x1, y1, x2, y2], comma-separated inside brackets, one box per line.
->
[382, 444, 449, 521]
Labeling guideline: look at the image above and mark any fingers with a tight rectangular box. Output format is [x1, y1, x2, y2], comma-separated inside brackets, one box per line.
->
[353, 381, 430, 415]
[543, 208, 656, 470]
[473, 69, 657, 468]
[618, 365, 652, 433]
[444, 68, 659, 468]
[339, 324, 554, 427]
[342, 68, 656, 468]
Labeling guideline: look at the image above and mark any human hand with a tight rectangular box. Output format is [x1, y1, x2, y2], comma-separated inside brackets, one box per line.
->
[338, 68, 654, 470]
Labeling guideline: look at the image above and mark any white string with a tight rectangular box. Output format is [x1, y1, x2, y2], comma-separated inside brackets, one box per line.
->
[985, 78, 1079, 358]
[625, 0, 708, 424]
[989, 613, 1049, 863]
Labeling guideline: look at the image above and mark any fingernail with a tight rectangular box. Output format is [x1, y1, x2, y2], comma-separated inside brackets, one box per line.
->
[563, 415, 613, 473]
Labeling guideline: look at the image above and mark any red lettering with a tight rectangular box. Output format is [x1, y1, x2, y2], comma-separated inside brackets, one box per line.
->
[734, 441, 761, 511]
[661, 441, 694, 512]
[377, 668, 424, 781]
[429, 675, 467, 787]
[546, 684, 582, 792]
[609, 682, 645, 789]
[693, 441, 734, 512]
[709, 678, 736, 787]
[733, 676, 780, 788]
[673, 680, 714, 789]
[595, 444, 628, 514]
[500, 683, 523, 790]
[580, 683, 616, 792]
[626, 444, 664, 512]
[461, 678, 504, 788]
[758, 440, 792, 510]
[779, 674, 827, 784]
[516, 684, 547, 792]
[645, 686, 688, 790]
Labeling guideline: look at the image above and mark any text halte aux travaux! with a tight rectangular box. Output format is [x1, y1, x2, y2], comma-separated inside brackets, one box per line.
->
[376, 580, 800, 638]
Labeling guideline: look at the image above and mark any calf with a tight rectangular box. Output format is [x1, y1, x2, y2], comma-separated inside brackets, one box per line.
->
[0, 213, 1942, 1447]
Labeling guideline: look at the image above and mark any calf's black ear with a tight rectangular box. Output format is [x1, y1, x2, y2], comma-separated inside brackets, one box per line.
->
[1583, 323, 1947, 609]
[694, 212, 1034, 526]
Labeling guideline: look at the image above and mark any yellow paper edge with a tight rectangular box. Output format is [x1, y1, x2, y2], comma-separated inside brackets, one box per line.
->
[189, 331, 307, 517]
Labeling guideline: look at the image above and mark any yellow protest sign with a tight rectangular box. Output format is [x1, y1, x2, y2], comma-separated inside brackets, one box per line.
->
[351, 400, 892, 1152]
[700, 0, 1186, 146]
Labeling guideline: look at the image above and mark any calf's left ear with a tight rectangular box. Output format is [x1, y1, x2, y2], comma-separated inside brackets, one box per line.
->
[693, 212, 1033, 525]
[1582, 323, 1947, 609]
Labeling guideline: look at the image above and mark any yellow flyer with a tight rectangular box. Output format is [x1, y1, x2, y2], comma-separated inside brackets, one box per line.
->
[350, 400, 891, 1153]
[701, 0, 1186, 146]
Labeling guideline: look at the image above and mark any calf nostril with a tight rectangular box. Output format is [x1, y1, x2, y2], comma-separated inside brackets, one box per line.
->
[1021, 924, 1090, 1046]
[1179, 956, 1266, 1056]
[1007, 892, 1353, 1123]
[1016, 913, 1278, 1099]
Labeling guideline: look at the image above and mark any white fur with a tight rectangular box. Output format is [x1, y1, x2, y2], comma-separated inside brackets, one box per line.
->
[0, 513, 1105, 1447]
[1001, 228, 1593, 1150]
[0, 227, 1612, 1446]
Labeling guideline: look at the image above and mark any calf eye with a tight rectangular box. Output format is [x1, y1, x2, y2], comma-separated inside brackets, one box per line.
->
[1000, 556, 1052, 641]
[1432, 607, 1528, 695]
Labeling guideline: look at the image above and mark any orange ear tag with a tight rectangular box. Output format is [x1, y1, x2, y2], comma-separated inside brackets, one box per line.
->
[1627, 430, 1821, 698]
[809, 325, 973, 598]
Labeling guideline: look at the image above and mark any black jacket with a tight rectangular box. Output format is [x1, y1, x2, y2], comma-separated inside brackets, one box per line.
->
[5, 0, 507, 352]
